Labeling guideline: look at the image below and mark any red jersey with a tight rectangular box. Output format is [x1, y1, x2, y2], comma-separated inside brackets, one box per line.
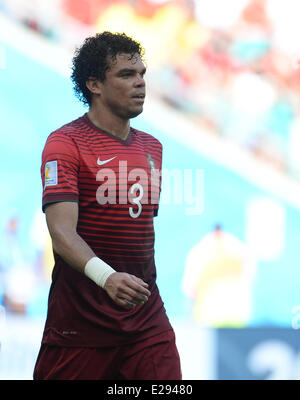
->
[40, 114, 172, 347]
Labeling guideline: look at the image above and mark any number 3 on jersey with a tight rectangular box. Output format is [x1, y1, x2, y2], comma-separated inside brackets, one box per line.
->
[129, 183, 143, 218]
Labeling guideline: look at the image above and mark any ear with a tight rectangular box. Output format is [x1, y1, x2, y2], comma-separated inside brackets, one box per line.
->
[86, 77, 102, 97]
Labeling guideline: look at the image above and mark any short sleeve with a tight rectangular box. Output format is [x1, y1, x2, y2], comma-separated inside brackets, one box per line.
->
[41, 132, 80, 212]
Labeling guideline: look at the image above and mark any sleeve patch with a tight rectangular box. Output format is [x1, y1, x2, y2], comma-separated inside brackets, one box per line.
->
[45, 160, 58, 187]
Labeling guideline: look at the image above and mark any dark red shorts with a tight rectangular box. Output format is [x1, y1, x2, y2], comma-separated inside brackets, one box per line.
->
[33, 329, 181, 380]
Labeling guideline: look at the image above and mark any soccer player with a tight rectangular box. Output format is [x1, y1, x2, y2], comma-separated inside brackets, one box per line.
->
[33, 32, 182, 380]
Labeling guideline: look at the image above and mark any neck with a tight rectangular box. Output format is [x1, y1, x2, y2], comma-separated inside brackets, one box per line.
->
[87, 104, 130, 140]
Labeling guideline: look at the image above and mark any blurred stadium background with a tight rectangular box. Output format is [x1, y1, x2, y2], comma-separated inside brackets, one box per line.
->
[1, 0, 300, 380]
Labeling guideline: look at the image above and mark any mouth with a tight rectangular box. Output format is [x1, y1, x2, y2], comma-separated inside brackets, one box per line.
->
[131, 93, 145, 103]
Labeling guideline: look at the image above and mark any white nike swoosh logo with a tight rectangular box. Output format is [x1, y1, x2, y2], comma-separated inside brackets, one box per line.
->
[97, 156, 117, 166]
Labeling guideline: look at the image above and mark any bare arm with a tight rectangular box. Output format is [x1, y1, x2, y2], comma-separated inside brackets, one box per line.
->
[45, 202, 151, 310]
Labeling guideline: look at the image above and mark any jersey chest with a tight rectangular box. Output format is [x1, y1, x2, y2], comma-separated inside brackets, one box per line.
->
[77, 139, 160, 218]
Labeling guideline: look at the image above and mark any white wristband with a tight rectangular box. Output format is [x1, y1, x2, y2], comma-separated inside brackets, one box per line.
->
[84, 257, 116, 288]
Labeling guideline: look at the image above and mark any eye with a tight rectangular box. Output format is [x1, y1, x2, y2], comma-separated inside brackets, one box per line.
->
[119, 71, 134, 78]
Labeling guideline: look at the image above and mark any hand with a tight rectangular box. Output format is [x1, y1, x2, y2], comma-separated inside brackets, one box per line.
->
[104, 272, 151, 310]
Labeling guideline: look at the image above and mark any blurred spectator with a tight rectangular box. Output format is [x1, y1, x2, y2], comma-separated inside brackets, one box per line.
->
[2, 0, 63, 39]
[242, 0, 271, 30]
[0, 216, 35, 314]
[0, 217, 22, 275]
[63, 0, 116, 26]
[182, 224, 257, 327]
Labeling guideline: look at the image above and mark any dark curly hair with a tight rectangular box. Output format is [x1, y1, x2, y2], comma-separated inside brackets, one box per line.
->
[71, 31, 145, 106]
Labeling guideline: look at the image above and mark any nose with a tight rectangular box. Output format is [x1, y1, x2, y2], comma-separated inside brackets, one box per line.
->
[134, 74, 145, 88]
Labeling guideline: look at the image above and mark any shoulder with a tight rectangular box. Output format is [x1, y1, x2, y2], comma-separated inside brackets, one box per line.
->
[46, 116, 85, 143]
[43, 116, 85, 158]
[132, 127, 162, 150]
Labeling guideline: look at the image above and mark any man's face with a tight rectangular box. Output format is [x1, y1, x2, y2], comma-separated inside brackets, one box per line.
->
[99, 53, 146, 120]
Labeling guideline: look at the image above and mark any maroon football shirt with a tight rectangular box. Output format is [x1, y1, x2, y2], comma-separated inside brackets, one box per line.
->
[40, 114, 172, 346]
